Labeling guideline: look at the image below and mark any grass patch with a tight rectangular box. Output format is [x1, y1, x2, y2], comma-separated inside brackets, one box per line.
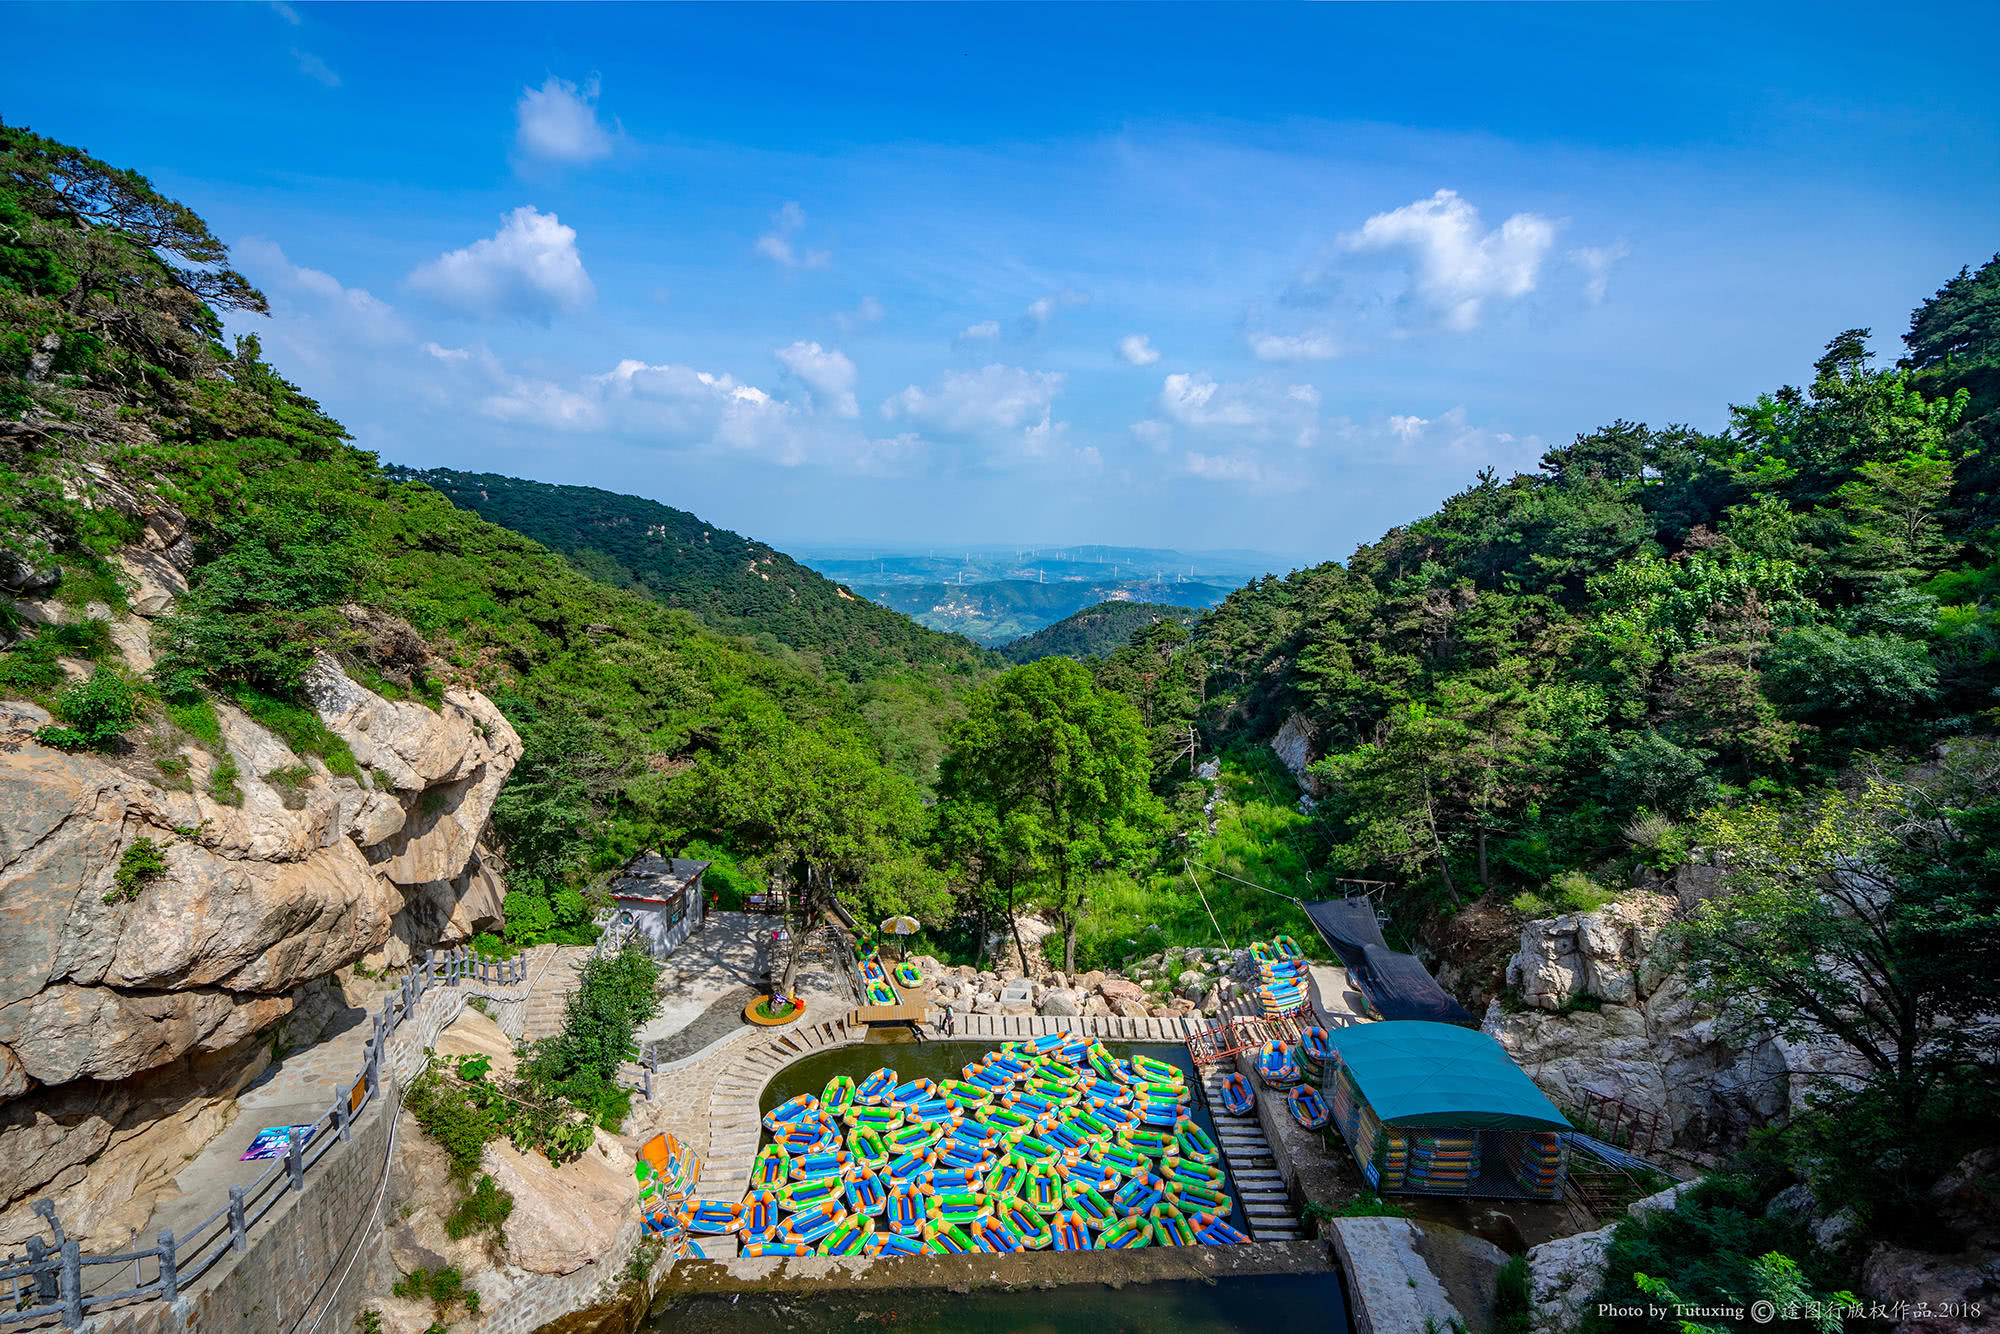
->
[263, 763, 315, 809]
[391, 1266, 478, 1321]
[222, 684, 360, 777]
[53, 557, 129, 615]
[443, 1174, 513, 1242]
[163, 691, 224, 751]
[207, 756, 244, 805]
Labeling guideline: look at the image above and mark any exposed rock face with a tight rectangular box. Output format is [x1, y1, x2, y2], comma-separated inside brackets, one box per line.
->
[1486, 895, 1868, 1154]
[1524, 1182, 1693, 1334]
[1269, 711, 1323, 797]
[1, 558, 522, 1248]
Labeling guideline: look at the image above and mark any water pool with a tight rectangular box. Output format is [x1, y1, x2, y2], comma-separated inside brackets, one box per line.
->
[646, 1272, 1352, 1334]
[753, 1038, 1253, 1239]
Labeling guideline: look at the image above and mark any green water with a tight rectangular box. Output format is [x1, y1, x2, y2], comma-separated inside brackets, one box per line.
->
[648, 1272, 1350, 1333]
[754, 1039, 1250, 1236]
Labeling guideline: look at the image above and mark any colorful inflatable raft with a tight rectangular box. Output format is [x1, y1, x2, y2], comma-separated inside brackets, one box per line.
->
[741, 1039, 1250, 1252]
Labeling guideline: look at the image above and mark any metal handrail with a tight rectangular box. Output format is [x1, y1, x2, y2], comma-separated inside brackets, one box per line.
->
[0, 946, 529, 1329]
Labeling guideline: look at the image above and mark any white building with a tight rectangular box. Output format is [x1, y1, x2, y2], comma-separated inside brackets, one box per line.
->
[606, 854, 711, 958]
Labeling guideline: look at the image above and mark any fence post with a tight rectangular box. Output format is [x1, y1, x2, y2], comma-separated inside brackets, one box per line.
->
[335, 1088, 352, 1142]
[365, 1040, 380, 1103]
[156, 1230, 178, 1302]
[287, 1130, 305, 1192]
[59, 1240, 81, 1328]
[26, 1236, 55, 1305]
[228, 1186, 247, 1253]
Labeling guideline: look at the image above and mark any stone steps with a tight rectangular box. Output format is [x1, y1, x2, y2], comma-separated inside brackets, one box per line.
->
[1199, 1069, 1302, 1243]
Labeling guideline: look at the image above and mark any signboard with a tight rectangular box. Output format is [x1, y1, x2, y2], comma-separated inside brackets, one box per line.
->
[240, 1124, 318, 1161]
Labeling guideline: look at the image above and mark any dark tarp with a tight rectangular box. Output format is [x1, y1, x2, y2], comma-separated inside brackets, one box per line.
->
[1302, 898, 1388, 969]
[1300, 898, 1478, 1027]
[1357, 945, 1479, 1026]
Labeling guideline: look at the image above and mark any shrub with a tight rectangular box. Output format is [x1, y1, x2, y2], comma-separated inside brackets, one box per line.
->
[402, 1066, 511, 1181]
[207, 756, 244, 805]
[468, 930, 520, 960]
[163, 690, 225, 750]
[38, 668, 139, 751]
[1494, 1255, 1532, 1334]
[443, 1174, 513, 1242]
[391, 1265, 478, 1320]
[108, 837, 170, 902]
[1552, 869, 1617, 914]
[263, 763, 314, 809]
[518, 945, 660, 1132]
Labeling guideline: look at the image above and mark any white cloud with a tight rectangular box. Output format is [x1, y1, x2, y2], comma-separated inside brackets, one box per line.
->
[269, 1, 299, 23]
[1248, 330, 1339, 361]
[1130, 419, 1172, 451]
[481, 378, 605, 431]
[1369, 405, 1542, 471]
[835, 295, 885, 331]
[1023, 290, 1087, 329]
[1118, 334, 1160, 366]
[1157, 372, 1321, 449]
[408, 206, 594, 320]
[776, 340, 859, 418]
[959, 320, 1001, 340]
[756, 201, 830, 269]
[1183, 451, 1281, 486]
[236, 238, 407, 351]
[1570, 242, 1632, 303]
[882, 364, 1064, 435]
[292, 49, 339, 87]
[515, 76, 614, 164]
[422, 341, 471, 362]
[1342, 189, 1557, 331]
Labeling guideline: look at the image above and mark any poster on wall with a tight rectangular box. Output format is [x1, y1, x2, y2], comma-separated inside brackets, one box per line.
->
[240, 1124, 318, 1161]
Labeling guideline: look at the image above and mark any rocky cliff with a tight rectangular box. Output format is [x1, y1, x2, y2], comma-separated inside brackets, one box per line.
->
[1482, 894, 1867, 1157]
[0, 529, 521, 1252]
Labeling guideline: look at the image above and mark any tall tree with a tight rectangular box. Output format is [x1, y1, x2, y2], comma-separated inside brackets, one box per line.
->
[937, 659, 1159, 973]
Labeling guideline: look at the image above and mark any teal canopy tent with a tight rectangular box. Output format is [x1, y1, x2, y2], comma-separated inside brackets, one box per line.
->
[1322, 1021, 1572, 1198]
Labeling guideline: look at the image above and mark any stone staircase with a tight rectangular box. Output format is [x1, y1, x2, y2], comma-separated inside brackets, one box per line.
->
[692, 1018, 859, 1260]
[519, 944, 594, 1042]
[1201, 1065, 1303, 1242]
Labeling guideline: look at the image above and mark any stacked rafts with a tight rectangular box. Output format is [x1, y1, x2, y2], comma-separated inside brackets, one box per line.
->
[1405, 1132, 1480, 1194]
[635, 1133, 709, 1255]
[1500, 1132, 1563, 1195]
[656, 1034, 1251, 1256]
[858, 951, 900, 1007]
[1249, 937, 1309, 1017]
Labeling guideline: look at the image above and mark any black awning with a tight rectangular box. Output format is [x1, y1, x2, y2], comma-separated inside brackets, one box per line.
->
[1358, 944, 1478, 1027]
[1301, 898, 1388, 968]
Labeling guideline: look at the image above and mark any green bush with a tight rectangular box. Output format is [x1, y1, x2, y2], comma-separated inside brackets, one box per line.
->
[468, 931, 520, 960]
[500, 885, 596, 948]
[1552, 869, 1618, 914]
[263, 763, 314, 809]
[207, 756, 244, 805]
[108, 837, 170, 902]
[402, 1066, 511, 1181]
[518, 945, 660, 1132]
[391, 1265, 478, 1320]
[163, 690, 224, 750]
[0, 620, 114, 699]
[443, 1174, 513, 1242]
[1494, 1255, 1532, 1334]
[38, 668, 139, 751]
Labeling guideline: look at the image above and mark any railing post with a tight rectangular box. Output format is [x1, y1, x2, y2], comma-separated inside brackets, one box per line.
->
[335, 1088, 352, 1142]
[286, 1130, 305, 1192]
[26, 1235, 55, 1305]
[228, 1186, 247, 1253]
[156, 1229, 178, 1301]
[59, 1240, 81, 1328]
[365, 1041, 380, 1103]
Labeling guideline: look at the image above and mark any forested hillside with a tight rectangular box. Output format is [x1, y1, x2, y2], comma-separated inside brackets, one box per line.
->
[386, 466, 993, 681]
[0, 123, 952, 947]
[1000, 599, 1196, 663]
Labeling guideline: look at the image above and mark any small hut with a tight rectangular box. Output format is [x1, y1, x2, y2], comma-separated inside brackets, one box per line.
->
[1324, 1020, 1572, 1200]
[607, 854, 711, 958]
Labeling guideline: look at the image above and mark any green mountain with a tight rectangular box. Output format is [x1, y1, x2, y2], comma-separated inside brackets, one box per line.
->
[1001, 600, 1197, 663]
[384, 467, 992, 681]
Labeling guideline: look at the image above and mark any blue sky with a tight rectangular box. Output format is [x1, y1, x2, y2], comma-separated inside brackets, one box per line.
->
[9, 2, 1998, 561]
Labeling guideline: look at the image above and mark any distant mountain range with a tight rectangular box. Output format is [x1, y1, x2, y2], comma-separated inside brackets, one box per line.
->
[387, 468, 993, 678]
[787, 542, 1285, 645]
[1001, 601, 1199, 663]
